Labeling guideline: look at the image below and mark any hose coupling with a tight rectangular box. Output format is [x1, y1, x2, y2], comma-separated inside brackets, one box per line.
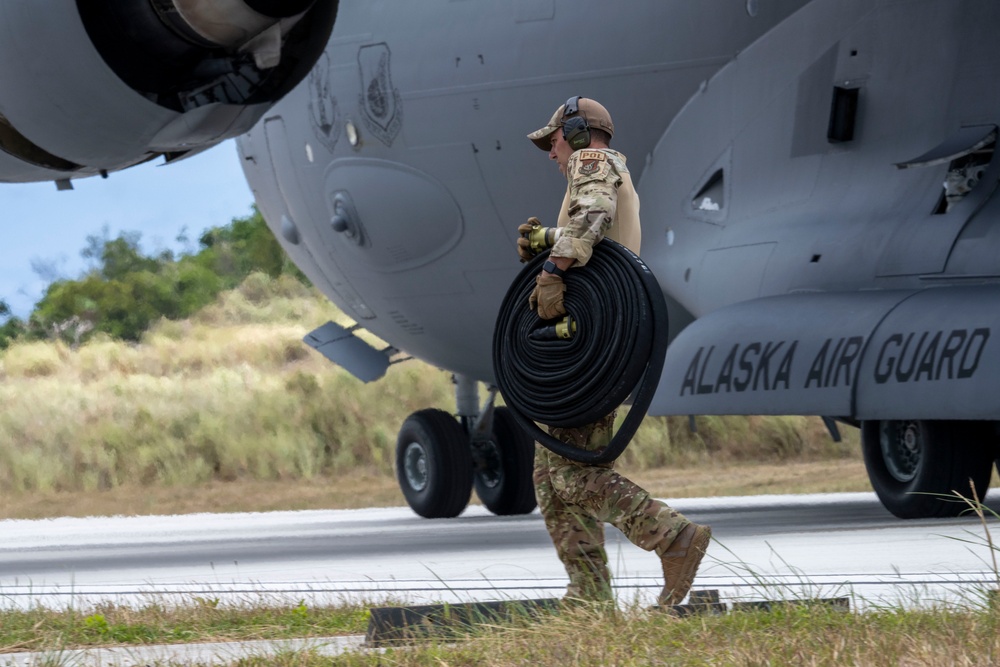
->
[523, 225, 560, 253]
[529, 316, 577, 341]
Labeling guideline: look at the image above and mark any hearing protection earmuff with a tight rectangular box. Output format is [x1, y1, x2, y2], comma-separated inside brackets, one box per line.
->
[562, 95, 591, 150]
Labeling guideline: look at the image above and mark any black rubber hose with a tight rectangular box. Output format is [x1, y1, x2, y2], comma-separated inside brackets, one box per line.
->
[492, 240, 669, 465]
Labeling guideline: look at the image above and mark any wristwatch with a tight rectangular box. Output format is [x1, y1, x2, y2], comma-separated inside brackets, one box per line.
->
[542, 260, 565, 277]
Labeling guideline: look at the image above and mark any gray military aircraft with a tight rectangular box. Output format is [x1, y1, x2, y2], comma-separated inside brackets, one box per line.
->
[1, 0, 996, 520]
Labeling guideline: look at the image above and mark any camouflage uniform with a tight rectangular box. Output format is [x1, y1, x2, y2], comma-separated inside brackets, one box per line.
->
[534, 415, 690, 601]
[534, 146, 693, 602]
[552, 148, 640, 264]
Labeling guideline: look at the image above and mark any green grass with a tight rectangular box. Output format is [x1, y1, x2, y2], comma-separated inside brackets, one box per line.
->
[0, 600, 370, 652]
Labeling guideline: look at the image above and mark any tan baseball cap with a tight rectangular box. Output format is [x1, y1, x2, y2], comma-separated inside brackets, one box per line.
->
[527, 97, 615, 151]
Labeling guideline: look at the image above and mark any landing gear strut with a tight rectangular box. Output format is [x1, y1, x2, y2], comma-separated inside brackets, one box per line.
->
[861, 419, 994, 518]
[395, 376, 537, 518]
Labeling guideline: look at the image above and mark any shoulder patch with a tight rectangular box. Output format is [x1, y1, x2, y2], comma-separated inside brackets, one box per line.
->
[572, 149, 613, 181]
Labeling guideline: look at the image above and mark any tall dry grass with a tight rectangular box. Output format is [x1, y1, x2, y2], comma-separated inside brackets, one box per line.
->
[0, 272, 858, 495]
[332, 603, 1000, 667]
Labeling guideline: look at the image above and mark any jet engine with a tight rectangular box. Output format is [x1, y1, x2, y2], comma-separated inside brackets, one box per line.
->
[0, 0, 336, 185]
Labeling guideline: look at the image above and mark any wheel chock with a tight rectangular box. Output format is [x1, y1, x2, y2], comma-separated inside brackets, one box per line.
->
[651, 591, 850, 616]
[730, 597, 851, 613]
[365, 598, 562, 646]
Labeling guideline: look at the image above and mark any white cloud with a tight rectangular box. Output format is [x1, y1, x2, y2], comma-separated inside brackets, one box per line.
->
[697, 196, 721, 212]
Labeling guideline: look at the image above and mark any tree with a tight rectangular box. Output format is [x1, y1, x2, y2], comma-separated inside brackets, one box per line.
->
[83, 228, 160, 281]
[197, 206, 304, 284]
[0, 299, 24, 350]
[26, 207, 306, 344]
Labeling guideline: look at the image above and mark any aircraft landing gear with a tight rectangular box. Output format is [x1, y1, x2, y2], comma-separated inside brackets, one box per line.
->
[395, 376, 537, 518]
[861, 420, 994, 519]
[472, 406, 536, 515]
[396, 409, 472, 518]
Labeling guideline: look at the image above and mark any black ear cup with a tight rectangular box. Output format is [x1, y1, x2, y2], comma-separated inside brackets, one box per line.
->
[562, 116, 591, 150]
[562, 95, 590, 149]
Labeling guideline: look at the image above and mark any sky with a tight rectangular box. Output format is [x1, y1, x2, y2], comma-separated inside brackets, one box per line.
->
[0, 141, 255, 317]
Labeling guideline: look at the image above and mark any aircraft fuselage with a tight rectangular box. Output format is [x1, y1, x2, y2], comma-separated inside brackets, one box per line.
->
[238, 0, 813, 382]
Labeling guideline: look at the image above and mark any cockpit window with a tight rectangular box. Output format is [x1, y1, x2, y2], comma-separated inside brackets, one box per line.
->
[692, 168, 724, 212]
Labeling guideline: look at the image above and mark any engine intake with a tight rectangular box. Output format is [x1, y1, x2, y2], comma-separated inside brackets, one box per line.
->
[78, 0, 336, 111]
[0, 0, 336, 183]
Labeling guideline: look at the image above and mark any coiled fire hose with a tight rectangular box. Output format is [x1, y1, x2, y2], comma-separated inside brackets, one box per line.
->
[492, 239, 669, 464]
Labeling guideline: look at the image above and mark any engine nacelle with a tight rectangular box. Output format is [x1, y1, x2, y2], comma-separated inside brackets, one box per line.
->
[0, 0, 336, 184]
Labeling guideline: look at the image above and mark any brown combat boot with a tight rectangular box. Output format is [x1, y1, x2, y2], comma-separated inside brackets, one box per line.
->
[658, 522, 711, 607]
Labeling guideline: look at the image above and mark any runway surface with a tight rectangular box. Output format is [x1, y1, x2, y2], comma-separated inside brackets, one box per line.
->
[3, 490, 1000, 611]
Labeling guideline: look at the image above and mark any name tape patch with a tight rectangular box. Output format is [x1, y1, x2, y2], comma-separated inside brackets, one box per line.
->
[578, 150, 606, 162]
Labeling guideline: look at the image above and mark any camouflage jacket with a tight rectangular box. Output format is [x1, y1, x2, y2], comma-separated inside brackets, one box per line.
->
[551, 148, 641, 265]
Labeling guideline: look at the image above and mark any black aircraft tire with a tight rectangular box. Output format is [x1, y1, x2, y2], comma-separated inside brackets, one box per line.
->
[473, 407, 537, 516]
[396, 409, 473, 519]
[862, 420, 993, 519]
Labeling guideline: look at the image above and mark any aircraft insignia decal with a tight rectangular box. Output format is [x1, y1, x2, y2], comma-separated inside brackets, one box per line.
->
[308, 52, 342, 153]
[358, 43, 403, 146]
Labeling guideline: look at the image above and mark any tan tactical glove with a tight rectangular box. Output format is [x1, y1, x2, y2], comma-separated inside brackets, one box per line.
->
[517, 217, 559, 263]
[529, 271, 566, 320]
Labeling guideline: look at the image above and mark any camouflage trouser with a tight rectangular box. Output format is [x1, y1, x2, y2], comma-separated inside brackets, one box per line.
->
[532, 411, 690, 602]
